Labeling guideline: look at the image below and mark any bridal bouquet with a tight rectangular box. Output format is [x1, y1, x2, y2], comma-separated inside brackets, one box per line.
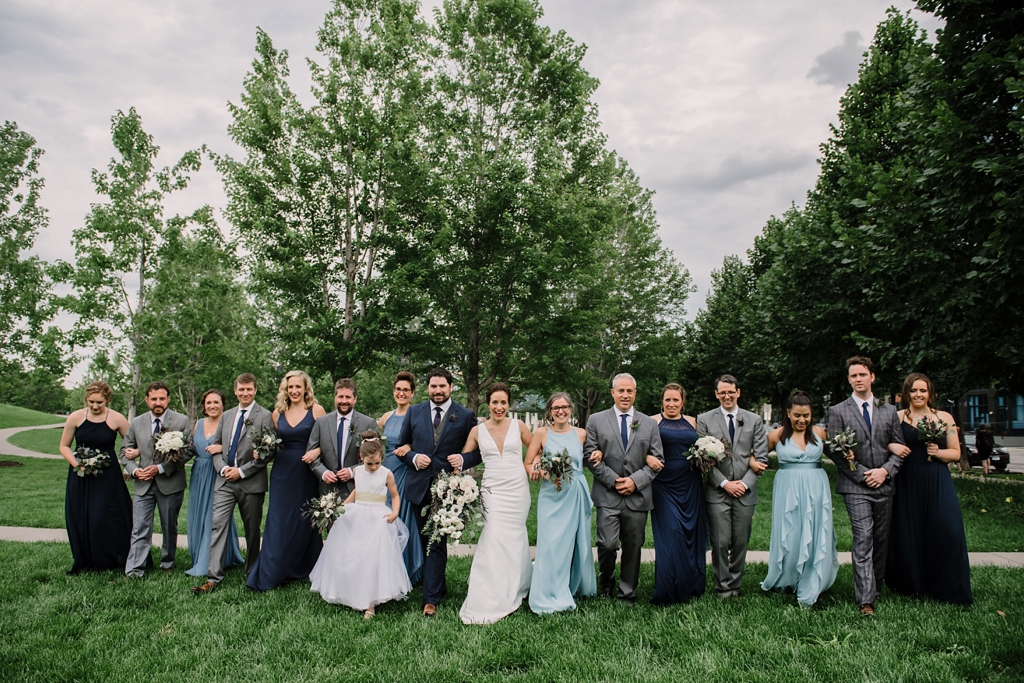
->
[153, 429, 187, 464]
[305, 490, 346, 537]
[251, 427, 282, 461]
[687, 435, 727, 476]
[73, 447, 111, 477]
[825, 427, 860, 471]
[916, 417, 949, 462]
[421, 471, 482, 553]
[540, 447, 575, 492]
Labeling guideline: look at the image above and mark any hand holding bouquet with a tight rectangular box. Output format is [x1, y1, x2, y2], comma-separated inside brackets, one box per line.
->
[421, 471, 483, 553]
[916, 417, 949, 462]
[825, 427, 860, 471]
[251, 428, 281, 461]
[540, 447, 574, 492]
[687, 436, 727, 476]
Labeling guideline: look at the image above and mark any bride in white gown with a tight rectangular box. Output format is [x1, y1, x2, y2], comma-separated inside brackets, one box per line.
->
[459, 383, 534, 625]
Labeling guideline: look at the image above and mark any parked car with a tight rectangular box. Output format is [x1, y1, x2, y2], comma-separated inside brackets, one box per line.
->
[964, 433, 1010, 472]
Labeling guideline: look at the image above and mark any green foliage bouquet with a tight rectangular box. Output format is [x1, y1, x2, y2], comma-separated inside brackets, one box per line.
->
[305, 490, 346, 538]
[250, 427, 281, 461]
[73, 447, 110, 477]
[916, 417, 949, 462]
[540, 447, 575, 492]
[825, 427, 860, 471]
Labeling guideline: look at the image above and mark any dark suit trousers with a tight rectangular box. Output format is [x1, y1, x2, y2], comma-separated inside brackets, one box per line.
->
[413, 500, 447, 605]
[843, 491, 893, 606]
[208, 484, 264, 583]
[595, 505, 647, 600]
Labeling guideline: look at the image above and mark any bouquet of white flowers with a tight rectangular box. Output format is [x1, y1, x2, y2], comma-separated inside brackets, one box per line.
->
[251, 427, 282, 461]
[153, 429, 187, 464]
[73, 447, 111, 477]
[687, 435, 727, 476]
[305, 490, 346, 537]
[540, 447, 575, 492]
[825, 427, 860, 471]
[421, 471, 483, 553]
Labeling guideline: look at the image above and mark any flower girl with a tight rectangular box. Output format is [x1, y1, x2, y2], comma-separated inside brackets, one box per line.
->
[309, 431, 411, 618]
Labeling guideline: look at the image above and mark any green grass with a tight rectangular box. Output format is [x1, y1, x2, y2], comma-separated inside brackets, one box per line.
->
[1, 455, 1021, 552]
[0, 403, 63, 429]
[7, 427, 64, 455]
[0, 541, 1021, 682]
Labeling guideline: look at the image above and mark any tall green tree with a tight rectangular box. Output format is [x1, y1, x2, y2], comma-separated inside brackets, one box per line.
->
[393, 0, 609, 410]
[219, 0, 430, 382]
[136, 221, 271, 421]
[71, 108, 211, 419]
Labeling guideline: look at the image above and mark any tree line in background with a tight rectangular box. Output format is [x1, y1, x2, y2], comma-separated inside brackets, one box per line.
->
[0, 0, 1020, 423]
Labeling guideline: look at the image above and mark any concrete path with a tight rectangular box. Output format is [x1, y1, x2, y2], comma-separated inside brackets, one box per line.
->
[2, 526, 1021, 567]
[0, 423, 65, 460]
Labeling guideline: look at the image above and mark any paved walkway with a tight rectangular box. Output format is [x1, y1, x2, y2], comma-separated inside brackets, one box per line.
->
[0, 423, 65, 460]
[1, 526, 1021, 567]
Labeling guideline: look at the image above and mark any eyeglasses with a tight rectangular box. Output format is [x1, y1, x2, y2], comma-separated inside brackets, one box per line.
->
[551, 405, 572, 412]
[717, 391, 738, 397]
[394, 388, 412, 394]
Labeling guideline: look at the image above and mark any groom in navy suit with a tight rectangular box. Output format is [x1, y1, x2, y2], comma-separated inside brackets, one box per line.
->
[396, 367, 481, 616]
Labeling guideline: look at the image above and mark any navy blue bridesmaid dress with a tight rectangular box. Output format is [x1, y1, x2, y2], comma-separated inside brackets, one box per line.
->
[246, 409, 322, 590]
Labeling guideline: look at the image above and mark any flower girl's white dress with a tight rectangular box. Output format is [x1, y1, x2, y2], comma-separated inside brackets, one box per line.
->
[309, 464, 411, 609]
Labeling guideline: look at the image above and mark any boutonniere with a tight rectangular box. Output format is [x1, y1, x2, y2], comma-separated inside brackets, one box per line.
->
[244, 418, 253, 428]
[349, 422, 356, 435]
[449, 413, 457, 423]
[630, 419, 640, 432]
[737, 417, 745, 427]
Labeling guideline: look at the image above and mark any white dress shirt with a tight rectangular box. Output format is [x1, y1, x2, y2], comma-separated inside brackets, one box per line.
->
[719, 406, 744, 490]
[221, 403, 253, 478]
[852, 393, 875, 427]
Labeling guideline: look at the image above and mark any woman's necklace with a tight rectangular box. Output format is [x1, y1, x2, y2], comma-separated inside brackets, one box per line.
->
[550, 424, 572, 434]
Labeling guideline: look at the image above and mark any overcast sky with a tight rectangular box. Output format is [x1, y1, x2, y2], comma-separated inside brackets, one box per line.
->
[2, 0, 943, 317]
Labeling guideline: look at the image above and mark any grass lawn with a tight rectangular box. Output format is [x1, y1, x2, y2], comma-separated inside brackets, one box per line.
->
[0, 541, 1021, 682]
[7, 426, 68, 455]
[1, 454, 1022, 552]
[0, 403, 64, 429]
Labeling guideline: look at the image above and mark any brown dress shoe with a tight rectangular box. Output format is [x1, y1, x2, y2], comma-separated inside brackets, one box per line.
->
[859, 604, 875, 616]
[422, 604, 437, 617]
[191, 581, 217, 595]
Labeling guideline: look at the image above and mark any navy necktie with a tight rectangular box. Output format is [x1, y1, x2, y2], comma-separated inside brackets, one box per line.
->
[227, 409, 247, 467]
[862, 402, 872, 433]
[728, 413, 735, 444]
[434, 407, 442, 429]
[620, 413, 629, 451]
[337, 416, 346, 464]
[153, 417, 161, 435]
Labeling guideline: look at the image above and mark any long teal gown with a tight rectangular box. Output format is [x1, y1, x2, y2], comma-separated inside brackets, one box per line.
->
[760, 436, 838, 606]
[382, 411, 423, 585]
[528, 429, 596, 614]
[185, 418, 243, 577]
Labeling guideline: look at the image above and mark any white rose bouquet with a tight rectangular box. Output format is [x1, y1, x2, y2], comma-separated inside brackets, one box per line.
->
[251, 427, 282, 461]
[73, 447, 111, 477]
[421, 470, 483, 553]
[540, 447, 575, 492]
[305, 490, 346, 537]
[153, 429, 187, 464]
[687, 435, 727, 476]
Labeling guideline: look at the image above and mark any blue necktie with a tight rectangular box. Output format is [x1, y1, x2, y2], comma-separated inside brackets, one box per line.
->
[227, 409, 247, 467]
[728, 413, 735, 444]
[153, 418, 161, 435]
[433, 407, 442, 429]
[862, 402, 872, 433]
[620, 414, 629, 451]
[337, 416, 346, 466]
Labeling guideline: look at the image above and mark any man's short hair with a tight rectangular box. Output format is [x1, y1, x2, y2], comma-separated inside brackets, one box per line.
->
[334, 378, 357, 396]
[235, 372, 258, 389]
[145, 381, 170, 397]
[611, 372, 636, 389]
[845, 356, 874, 374]
[426, 367, 453, 386]
[715, 374, 739, 390]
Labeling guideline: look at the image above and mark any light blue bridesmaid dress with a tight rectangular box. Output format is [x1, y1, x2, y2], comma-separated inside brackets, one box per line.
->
[760, 436, 838, 606]
[185, 418, 243, 576]
[382, 410, 423, 584]
[528, 429, 596, 614]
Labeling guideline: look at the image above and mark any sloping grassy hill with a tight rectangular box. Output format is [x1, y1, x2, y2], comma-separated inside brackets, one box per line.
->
[0, 404, 64, 429]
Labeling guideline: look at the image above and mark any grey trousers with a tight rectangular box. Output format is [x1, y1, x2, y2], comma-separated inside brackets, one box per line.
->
[843, 491, 893, 607]
[706, 498, 755, 594]
[208, 484, 264, 583]
[595, 505, 648, 600]
[125, 487, 184, 576]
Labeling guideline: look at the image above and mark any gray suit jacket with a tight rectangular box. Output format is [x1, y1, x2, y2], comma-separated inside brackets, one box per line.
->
[827, 397, 905, 496]
[696, 407, 768, 507]
[212, 402, 274, 494]
[584, 408, 664, 512]
[120, 409, 194, 496]
[306, 409, 378, 496]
